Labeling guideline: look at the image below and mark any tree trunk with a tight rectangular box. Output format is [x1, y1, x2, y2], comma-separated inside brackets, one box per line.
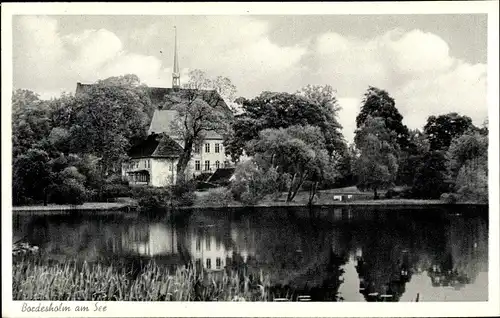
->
[308, 181, 318, 206]
[176, 139, 194, 184]
[286, 173, 297, 202]
[288, 171, 308, 202]
[43, 188, 48, 206]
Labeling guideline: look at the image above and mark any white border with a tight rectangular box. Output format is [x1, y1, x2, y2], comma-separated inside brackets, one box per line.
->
[2, 2, 499, 317]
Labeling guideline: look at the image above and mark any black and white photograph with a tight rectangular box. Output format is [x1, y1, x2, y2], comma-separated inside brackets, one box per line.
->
[2, 2, 499, 317]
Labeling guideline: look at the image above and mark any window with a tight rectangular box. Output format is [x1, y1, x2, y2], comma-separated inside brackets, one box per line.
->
[195, 160, 201, 171]
[206, 236, 211, 250]
[206, 258, 212, 269]
[196, 236, 201, 251]
[215, 161, 220, 170]
[205, 143, 210, 153]
[194, 144, 201, 154]
[195, 258, 202, 269]
[216, 257, 222, 269]
[215, 143, 220, 153]
[216, 236, 221, 250]
[204, 160, 210, 171]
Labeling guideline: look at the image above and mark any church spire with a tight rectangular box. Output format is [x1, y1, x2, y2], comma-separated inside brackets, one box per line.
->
[172, 26, 180, 89]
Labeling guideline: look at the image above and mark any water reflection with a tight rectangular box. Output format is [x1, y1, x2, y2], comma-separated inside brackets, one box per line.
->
[13, 206, 488, 301]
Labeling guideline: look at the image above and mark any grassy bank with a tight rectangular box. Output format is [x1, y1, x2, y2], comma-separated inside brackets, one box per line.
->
[13, 257, 270, 301]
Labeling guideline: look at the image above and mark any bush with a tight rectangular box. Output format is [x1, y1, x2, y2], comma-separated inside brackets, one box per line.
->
[230, 160, 282, 205]
[384, 188, 400, 199]
[48, 179, 87, 205]
[197, 188, 234, 207]
[131, 186, 172, 212]
[100, 183, 131, 201]
[399, 188, 415, 199]
[171, 181, 196, 207]
[440, 193, 458, 204]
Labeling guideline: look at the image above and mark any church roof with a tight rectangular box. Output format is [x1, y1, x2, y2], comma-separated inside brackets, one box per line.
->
[76, 83, 231, 112]
[127, 133, 183, 159]
[148, 109, 223, 139]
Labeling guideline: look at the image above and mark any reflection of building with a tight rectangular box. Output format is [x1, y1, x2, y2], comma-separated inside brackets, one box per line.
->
[123, 223, 178, 256]
[190, 228, 233, 271]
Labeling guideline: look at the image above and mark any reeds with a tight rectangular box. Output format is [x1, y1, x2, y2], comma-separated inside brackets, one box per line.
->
[13, 257, 271, 301]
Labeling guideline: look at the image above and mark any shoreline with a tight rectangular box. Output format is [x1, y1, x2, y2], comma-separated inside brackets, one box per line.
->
[11, 199, 487, 215]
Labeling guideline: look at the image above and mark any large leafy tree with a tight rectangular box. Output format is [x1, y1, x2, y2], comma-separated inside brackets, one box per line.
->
[446, 131, 488, 202]
[68, 77, 151, 175]
[248, 125, 335, 203]
[423, 112, 474, 151]
[296, 84, 345, 157]
[412, 151, 450, 199]
[165, 90, 232, 182]
[225, 91, 345, 162]
[12, 89, 53, 157]
[182, 69, 238, 110]
[354, 116, 399, 198]
[356, 86, 410, 150]
[13, 149, 53, 205]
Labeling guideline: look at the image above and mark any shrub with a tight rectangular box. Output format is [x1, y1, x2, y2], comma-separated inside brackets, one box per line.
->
[48, 179, 87, 205]
[454, 157, 488, 203]
[100, 183, 131, 201]
[171, 181, 196, 207]
[399, 188, 415, 199]
[131, 186, 172, 212]
[197, 188, 234, 207]
[384, 189, 399, 199]
[440, 193, 458, 204]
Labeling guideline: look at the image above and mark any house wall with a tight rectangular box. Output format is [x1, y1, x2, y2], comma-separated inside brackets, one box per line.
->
[151, 158, 177, 187]
[121, 158, 153, 184]
[182, 138, 233, 177]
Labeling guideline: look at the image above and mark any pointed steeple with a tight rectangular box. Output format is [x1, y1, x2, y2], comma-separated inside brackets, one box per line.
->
[172, 26, 180, 89]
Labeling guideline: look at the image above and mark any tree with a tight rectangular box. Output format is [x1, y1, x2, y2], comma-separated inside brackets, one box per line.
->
[12, 89, 53, 157]
[397, 129, 430, 186]
[230, 159, 282, 205]
[225, 91, 345, 162]
[412, 151, 450, 199]
[183, 69, 237, 106]
[13, 149, 53, 205]
[446, 131, 488, 181]
[356, 86, 410, 150]
[354, 116, 399, 199]
[68, 80, 150, 175]
[166, 91, 231, 182]
[248, 125, 335, 203]
[424, 113, 474, 151]
[296, 84, 345, 156]
[455, 157, 488, 203]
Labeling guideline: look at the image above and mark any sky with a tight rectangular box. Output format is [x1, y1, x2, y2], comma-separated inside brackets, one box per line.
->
[12, 14, 488, 142]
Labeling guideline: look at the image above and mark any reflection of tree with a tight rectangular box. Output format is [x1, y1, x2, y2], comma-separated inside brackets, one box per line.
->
[225, 212, 350, 301]
[351, 222, 415, 302]
[427, 215, 488, 289]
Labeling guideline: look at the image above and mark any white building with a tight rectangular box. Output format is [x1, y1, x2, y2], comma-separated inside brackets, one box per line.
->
[119, 28, 235, 186]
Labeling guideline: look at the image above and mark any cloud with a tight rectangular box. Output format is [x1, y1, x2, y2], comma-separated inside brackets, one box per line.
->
[13, 16, 171, 96]
[313, 28, 487, 136]
[13, 16, 487, 143]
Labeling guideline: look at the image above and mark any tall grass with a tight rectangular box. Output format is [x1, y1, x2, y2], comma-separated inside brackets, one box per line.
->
[13, 257, 271, 301]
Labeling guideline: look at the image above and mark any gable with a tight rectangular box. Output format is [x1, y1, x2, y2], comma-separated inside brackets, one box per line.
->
[148, 109, 224, 139]
[76, 83, 231, 113]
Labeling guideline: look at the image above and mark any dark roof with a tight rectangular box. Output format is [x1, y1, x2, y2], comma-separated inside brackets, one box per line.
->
[127, 134, 183, 159]
[207, 168, 235, 184]
[148, 109, 222, 139]
[76, 83, 231, 113]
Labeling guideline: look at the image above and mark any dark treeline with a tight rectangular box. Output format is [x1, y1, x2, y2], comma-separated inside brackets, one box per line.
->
[12, 73, 488, 206]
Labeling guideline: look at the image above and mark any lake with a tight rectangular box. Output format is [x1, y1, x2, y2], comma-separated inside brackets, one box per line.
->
[13, 205, 488, 302]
